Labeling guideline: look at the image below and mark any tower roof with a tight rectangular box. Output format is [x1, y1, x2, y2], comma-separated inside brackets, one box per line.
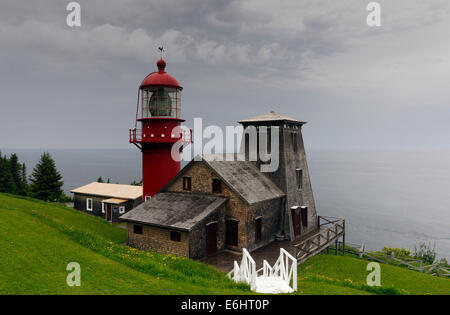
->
[140, 59, 182, 90]
[238, 111, 306, 124]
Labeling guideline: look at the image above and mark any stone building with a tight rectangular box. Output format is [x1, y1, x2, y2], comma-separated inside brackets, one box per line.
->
[120, 111, 319, 259]
[71, 182, 142, 223]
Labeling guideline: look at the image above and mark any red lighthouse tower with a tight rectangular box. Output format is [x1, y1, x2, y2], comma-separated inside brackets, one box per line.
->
[130, 59, 191, 201]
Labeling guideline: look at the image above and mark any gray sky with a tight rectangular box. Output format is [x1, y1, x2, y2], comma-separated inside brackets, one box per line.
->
[1, 0, 450, 150]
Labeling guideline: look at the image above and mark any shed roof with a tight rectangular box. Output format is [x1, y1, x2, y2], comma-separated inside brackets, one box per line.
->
[238, 111, 306, 124]
[119, 192, 227, 231]
[71, 182, 142, 200]
[103, 198, 128, 205]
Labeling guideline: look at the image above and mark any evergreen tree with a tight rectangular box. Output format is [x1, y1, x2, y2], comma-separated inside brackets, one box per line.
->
[0, 153, 14, 193]
[97, 176, 104, 183]
[29, 152, 64, 202]
[130, 180, 142, 186]
[20, 163, 28, 196]
[9, 154, 21, 194]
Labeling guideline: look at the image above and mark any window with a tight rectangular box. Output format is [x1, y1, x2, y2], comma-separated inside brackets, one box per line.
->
[226, 219, 238, 246]
[212, 178, 222, 193]
[86, 198, 93, 211]
[296, 169, 303, 190]
[101, 202, 105, 213]
[133, 225, 143, 235]
[170, 231, 181, 242]
[292, 132, 298, 153]
[145, 196, 151, 201]
[119, 206, 125, 214]
[183, 177, 192, 191]
[255, 217, 262, 243]
[301, 207, 308, 228]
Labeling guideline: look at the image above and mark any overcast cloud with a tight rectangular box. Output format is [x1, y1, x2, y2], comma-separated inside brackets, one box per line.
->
[1, 0, 450, 150]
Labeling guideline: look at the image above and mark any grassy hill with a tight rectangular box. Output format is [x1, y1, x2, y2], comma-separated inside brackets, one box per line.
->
[1, 193, 449, 295]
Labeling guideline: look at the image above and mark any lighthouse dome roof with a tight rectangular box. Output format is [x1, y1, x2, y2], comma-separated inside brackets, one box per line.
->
[140, 59, 182, 90]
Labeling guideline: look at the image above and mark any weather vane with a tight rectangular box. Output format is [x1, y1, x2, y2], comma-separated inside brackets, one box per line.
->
[158, 46, 164, 59]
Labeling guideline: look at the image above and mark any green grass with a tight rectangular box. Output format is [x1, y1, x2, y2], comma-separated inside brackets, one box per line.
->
[1, 193, 449, 295]
[0, 194, 249, 294]
[297, 254, 450, 295]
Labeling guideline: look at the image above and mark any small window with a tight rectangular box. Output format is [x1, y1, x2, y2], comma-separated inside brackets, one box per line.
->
[101, 202, 105, 213]
[301, 207, 308, 228]
[170, 231, 181, 242]
[145, 196, 151, 201]
[183, 177, 192, 191]
[86, 198, 93, 211]
[133, 225, 143, 235]
[296, 169, 303, 190]
[292, 132, 298, 153]
[212, 178, 222, 193]
[119, 206, 125, 214]
[255, 217, 262, 243]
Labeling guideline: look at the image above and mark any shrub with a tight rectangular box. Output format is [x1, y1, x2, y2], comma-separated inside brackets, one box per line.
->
[413, 242, 437, 265]
[382, 246, 411, 257]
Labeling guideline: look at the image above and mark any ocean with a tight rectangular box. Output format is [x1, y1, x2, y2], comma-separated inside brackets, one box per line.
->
[2, 148, 449, 259]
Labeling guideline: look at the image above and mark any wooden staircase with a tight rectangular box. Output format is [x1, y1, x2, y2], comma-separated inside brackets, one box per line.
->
[293, 216, 345, 264]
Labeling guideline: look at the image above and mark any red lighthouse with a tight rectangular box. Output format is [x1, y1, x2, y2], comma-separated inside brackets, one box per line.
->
[130, 59, 191, 201]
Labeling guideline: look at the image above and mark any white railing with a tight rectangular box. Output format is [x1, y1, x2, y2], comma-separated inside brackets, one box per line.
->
[227, 248, 256, 291]
[261, 260, 273, 277]
[258, 248, 297, 292]
[227, 248, 297, 293]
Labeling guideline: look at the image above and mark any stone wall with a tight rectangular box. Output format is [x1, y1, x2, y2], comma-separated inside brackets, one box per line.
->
[246, 198, 283, 252]
[189, 203, 226, 259]
[127, 223, 189, 257]
[164, 162, 248, 251]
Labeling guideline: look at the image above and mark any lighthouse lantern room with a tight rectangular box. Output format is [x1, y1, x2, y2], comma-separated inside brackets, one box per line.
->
[130, 59, 191, 201]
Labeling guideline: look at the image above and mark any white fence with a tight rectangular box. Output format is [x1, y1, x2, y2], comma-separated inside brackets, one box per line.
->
[334, 241, 450, 278]
[227, 248, 256, 290]
[227, 248, 297, 293]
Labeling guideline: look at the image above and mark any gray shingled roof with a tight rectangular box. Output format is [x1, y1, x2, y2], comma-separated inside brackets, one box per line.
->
[200, 154, 285, 205]
[119, 192, 227, 231]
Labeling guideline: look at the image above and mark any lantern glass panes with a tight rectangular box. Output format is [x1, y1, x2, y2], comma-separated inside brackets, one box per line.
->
[141, 87, 180, 118]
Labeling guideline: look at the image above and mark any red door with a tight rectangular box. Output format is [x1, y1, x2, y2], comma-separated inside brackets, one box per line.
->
[206, 223, 217, 256]
[291, 208, 301, 238]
